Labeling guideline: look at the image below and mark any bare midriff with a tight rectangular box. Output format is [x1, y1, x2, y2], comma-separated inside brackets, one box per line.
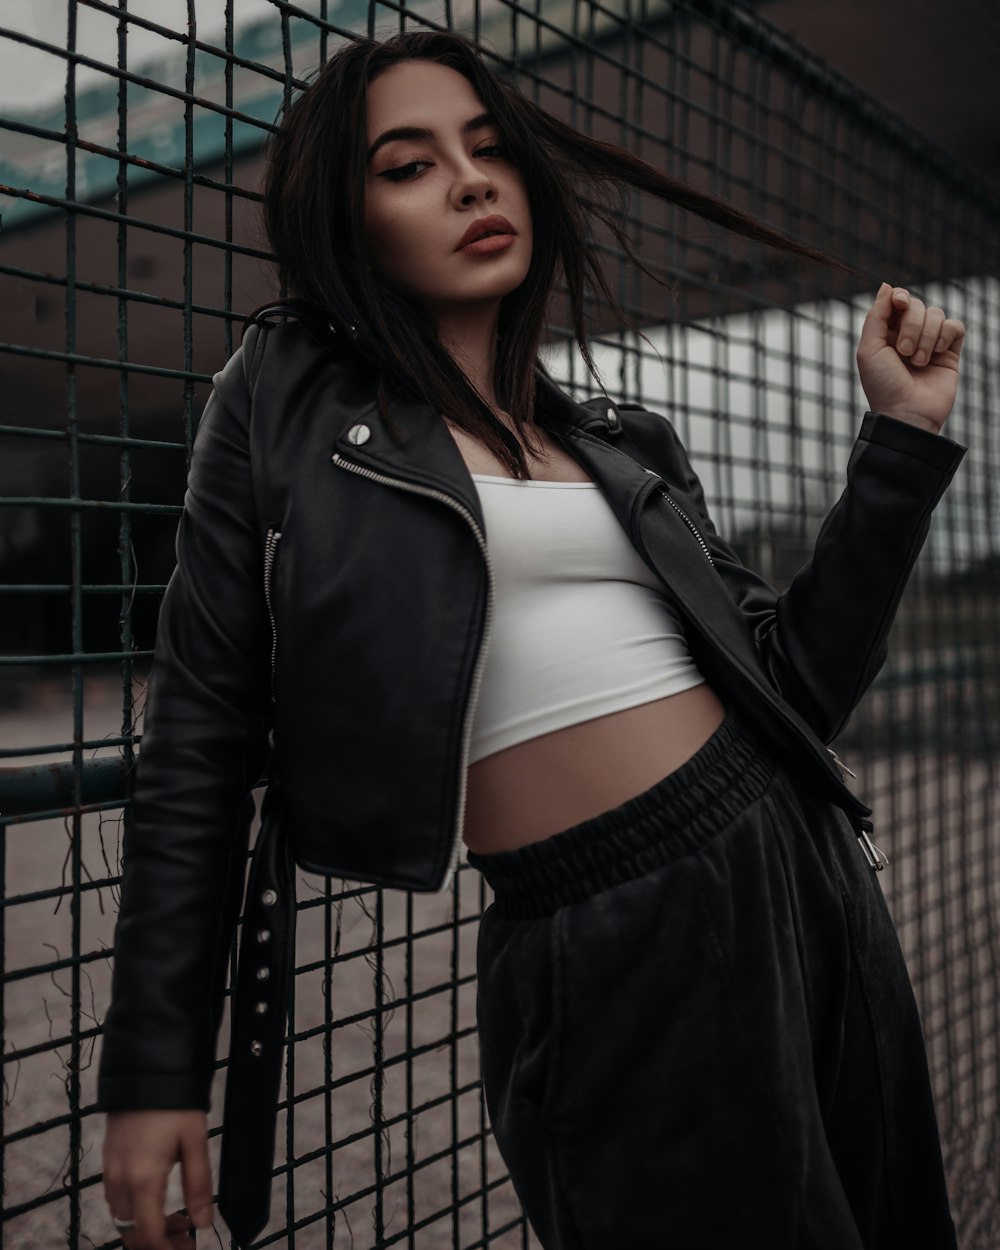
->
[441, 411, 728, 856]
[461, 682, 727, 854]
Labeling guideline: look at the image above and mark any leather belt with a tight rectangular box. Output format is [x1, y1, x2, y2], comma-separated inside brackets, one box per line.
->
[218, 780, 297, 1247]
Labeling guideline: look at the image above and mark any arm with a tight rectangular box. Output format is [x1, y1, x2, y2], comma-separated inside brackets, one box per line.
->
[97, 326, 271, 1112]
[651, 408, 967, 742]
[627, 282, 968, 742]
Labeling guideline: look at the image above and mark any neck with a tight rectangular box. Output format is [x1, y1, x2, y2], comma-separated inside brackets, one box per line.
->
[433, 301, 503, 413]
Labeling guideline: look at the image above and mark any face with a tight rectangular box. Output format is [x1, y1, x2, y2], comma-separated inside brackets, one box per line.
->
[362, 60, 533, 322]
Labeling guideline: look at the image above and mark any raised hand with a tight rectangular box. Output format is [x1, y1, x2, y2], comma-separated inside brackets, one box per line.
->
[856, 282, 965, 434]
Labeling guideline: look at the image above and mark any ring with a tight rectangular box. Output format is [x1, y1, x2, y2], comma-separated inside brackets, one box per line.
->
[111, 1214, 137, 1231]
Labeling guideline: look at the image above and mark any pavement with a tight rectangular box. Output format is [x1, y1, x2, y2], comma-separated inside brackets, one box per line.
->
[2, 672, 997, 1247]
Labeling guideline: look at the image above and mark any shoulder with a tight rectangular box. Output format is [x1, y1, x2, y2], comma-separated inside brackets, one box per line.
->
[571, 389, 689, 464]
[219, 317, 365, 400]
[601, 399, 706, 494]
[242, 316, 342, 376]
[610, 400, 686, 456]
[203, 320, 332, 434]
[614, 400, 674, 431]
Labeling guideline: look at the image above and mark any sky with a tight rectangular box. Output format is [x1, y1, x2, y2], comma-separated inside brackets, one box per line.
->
[0, 0, 286, 111]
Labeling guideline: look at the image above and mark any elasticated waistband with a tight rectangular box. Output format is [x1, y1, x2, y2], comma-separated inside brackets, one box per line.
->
[466, 710, 775, 919]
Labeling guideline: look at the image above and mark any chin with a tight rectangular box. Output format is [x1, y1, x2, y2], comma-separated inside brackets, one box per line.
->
[458, 269, 533, 302]
[424, 281, 528, 311]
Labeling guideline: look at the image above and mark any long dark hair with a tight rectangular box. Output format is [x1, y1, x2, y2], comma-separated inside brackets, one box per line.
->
[260, 29, 856, 479]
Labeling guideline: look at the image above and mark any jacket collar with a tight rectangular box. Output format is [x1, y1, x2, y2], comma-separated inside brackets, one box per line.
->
[329, 364, 639, 527]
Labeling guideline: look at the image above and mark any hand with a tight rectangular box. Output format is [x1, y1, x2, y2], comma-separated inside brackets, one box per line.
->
[102, 1109, 215, 1250]
[856, 282, 965, 434]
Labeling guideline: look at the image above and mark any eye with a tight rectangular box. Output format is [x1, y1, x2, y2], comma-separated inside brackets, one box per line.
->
[379, 159, 432, 183]
[380, 143, 512, 182]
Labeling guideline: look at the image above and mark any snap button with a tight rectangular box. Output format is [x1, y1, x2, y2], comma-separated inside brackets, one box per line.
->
[256, 966, 270, 981]
[605, 405, 621, 431]
[254, 1001, 268, 1015]
[348, 423, 371, 446]
[256, 928, 271, 943]
[261, 889, 277, 906]
[250, 1040, 263, 1057]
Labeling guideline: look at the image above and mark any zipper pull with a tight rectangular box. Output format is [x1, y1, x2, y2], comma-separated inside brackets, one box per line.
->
[828, 748, 857, 782]
[856, 818, 889, 871]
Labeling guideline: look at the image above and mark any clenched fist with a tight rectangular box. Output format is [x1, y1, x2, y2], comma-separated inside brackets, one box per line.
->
[856, 283, 966, 434]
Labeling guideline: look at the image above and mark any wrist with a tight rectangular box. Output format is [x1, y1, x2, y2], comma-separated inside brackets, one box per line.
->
[874, 410, 940, 435]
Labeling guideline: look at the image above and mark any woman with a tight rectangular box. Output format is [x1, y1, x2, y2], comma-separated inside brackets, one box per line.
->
[98, 29, 967, 1250]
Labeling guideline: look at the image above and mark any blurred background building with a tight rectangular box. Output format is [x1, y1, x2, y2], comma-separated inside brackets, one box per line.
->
[2, 0, 998, 654]
[1, 3, 998, 1246]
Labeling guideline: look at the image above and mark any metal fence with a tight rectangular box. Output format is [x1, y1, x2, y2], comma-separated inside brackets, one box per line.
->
[1, 1, 998, 1247]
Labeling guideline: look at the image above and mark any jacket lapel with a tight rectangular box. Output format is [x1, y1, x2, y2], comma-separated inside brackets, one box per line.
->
[329, 366, 754, 681]
[535, 380, 768, 675]
[329, 385, 487, 529]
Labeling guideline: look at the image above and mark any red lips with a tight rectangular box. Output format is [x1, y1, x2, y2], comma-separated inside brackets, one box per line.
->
[456, 214, 515, 250]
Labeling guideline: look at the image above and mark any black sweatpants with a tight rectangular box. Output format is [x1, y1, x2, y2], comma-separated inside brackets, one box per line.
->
[467, 712, 957, 1249]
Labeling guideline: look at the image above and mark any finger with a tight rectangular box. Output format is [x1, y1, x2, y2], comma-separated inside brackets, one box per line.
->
[935, 317, 967, 358]
[911, 307, 945, 365]
[131, 1169, 173, 1250]
[859, 281, 896, 351]
[894, 294, 926, 357]
[104, 1175, 133, 1241]
[888, 286, 913, 338]
[104, 1174, 142, 1250]
[179, 1125, 215, 1231]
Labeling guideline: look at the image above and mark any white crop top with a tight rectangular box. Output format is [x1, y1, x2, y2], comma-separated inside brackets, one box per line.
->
[468, 474, 706, 764]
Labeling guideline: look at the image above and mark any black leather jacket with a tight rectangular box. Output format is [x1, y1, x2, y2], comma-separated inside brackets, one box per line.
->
[96, 312, 966, 1244]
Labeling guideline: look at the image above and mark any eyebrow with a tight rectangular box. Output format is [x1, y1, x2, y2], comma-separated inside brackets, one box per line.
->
[366, 111, 497, 165]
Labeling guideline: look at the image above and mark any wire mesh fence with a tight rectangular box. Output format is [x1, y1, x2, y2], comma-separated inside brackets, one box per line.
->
[0, 1, 997, 1246]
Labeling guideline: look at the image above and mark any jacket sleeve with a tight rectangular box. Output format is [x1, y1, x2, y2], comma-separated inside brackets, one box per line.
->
[97, 326, 272, 1113]
[630, 407, 967, 743]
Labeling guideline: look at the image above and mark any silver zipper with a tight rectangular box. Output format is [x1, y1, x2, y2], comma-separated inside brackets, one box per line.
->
[827, 748, 856, 782]
[264, 527, 282, 703]
[856, 818, 889, 871]
[664, 493, 714, 565]
[331, 453, 495, 893]
[639, 467, 714, 566]
[832, 754, 886, 870]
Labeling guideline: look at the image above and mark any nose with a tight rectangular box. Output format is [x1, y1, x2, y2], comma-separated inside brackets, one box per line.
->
[450, 155, 495, 207]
